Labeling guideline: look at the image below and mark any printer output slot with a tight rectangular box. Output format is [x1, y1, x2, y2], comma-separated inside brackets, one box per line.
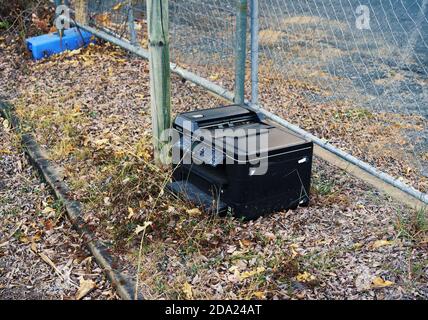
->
[182, 163, 228, 188]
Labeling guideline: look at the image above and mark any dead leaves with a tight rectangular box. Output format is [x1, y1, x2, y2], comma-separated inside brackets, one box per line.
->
[95, 14, 111, 25]
[239, 239, 252, 248]
[135, 221, 153, 235]
[30, 245, 66, 283]
[76, 277, 97, 300]
[127, 207, 135, 219]
[186, 208, 201, 216]
[0, 221, 23, 244]
[66, 48, 82, 58]
[41, 206, 56, 216]
[103, 197, 112, 206]
[31, 245, 98, 300]
[44, 219, 54, 231]
[263, 232, 276, 242]
[371, 239, 394, 250]
[240, 267, 266, 280]
[355, 268, 395, 291]
[31, 13, 51, 33]
[2, 119, 10, 131]
[371, 277, 394, 289]
[229, 265, 266, 282]
[112, 2, 124, 11]
[296, 271, 316, 283]
[253, 291, 266, 299]
[182, 282, 193, 300]
[93, 138, 110, 149]
[209, 73, 220, 81]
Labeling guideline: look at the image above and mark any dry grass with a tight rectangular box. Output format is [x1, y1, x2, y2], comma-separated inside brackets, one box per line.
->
[281, 16, 348, 30]
[259, 29, 284, 46]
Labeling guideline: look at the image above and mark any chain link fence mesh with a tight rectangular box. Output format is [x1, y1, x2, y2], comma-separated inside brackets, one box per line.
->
[75, 0, 238, 91]
[257, 0, 427, 193]
[67, 0, 427, 194]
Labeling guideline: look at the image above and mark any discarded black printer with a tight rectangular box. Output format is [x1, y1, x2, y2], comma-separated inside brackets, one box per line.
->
[168, 105, 313, 220]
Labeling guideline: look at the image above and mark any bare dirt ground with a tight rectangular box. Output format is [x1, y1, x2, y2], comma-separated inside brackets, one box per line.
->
[1, 37, 426, 300]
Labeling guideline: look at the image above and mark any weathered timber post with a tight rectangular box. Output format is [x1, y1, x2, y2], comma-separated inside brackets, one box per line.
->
[147, 0, 171, 165]
[75, 0, 89, 25]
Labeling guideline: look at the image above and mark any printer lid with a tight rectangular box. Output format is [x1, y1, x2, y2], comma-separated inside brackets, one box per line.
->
[209, 120, 311, 159]
[174, 105, 264, 132]
[173, 105, 312, 163]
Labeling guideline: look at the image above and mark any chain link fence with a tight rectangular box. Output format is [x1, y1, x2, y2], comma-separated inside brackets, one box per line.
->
[256, 0, 428, 193]
[66, 0, 428, 195]
[74, 0, 238, 91]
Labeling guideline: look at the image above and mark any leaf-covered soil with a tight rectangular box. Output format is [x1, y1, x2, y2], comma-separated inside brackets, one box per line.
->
[0, 119, 115, 300]
[0, 37, 427, 300]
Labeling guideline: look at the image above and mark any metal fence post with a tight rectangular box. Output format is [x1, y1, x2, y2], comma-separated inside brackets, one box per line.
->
[54, 0, 62, 20]
[54, 0, 62, 9]
[250, 0, 259, 106]
[234, 0, 248, 105]
[54, 0, 63, 36]
[128, 0, 137, 46]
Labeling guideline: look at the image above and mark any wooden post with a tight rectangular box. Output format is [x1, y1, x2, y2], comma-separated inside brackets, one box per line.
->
[147, 0, 171, 165]
[75, 0, 89, 25]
